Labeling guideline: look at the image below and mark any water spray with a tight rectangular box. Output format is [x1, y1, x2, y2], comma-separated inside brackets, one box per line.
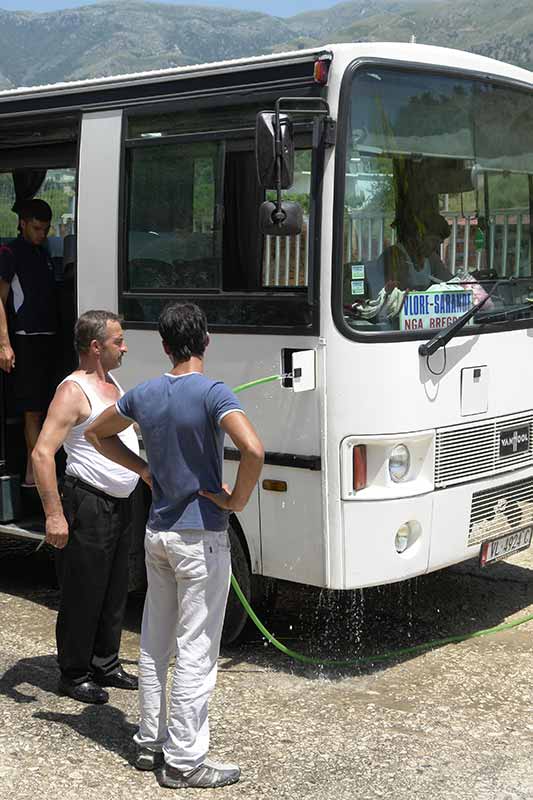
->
[232, 375, 533, 668]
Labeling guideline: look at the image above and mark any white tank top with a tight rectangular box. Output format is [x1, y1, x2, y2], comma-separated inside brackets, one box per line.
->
[61, 372, 140, 498]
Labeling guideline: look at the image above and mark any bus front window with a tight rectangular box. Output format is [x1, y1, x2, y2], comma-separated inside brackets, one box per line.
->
[339, 68, 533, 335]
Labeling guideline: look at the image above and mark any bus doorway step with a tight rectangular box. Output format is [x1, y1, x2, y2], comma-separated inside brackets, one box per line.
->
[0, 516, 45, 543]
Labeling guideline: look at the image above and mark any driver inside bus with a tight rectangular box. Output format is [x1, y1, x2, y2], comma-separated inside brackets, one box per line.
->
[376, 211, 452, 292]
[346, 210, 453, 324]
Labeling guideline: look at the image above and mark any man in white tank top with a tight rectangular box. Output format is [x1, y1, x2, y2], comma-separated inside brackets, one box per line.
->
[32, 310, 146, 705]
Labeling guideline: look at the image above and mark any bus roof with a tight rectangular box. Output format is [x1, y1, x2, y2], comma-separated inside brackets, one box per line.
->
[0, 46, 329, 100]
[0, 42, 531, 106]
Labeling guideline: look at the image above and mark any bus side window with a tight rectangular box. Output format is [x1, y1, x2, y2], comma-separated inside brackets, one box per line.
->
[122, 116, 314, 331]
[126, 142, 221, 293]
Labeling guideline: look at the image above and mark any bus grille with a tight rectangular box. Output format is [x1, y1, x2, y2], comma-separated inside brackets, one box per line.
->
[468, 476, 533, 546]
[435, 411, 533, 488]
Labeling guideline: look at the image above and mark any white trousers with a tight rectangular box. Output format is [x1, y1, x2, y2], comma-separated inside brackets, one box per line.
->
[133, 528, 231, 770]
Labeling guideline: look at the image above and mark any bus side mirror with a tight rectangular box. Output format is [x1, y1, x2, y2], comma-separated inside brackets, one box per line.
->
[256, 111, 294, 189]
[259, 200, 303, 236]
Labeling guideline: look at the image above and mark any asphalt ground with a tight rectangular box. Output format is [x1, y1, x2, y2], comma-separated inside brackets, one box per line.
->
[0, 536, 532, 800]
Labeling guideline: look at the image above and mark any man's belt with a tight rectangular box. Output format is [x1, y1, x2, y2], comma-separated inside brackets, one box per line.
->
[62, 475, 127, 503]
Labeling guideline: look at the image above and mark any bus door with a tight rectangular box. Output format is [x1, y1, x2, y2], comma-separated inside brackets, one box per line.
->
[0, 113, 79, 522]
[118, 100, 325, 585]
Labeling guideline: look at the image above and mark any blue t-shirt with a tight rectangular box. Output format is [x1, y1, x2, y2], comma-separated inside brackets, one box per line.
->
[116, 372, 243, 532]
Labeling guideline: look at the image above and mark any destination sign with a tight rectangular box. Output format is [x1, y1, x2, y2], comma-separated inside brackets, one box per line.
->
[399, 290, 474, 331]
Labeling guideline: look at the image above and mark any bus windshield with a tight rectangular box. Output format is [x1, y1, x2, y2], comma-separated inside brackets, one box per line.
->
[339, 67, 533, 335]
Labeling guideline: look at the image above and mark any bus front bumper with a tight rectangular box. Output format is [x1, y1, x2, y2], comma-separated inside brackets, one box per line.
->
[340, 467, 533, 589]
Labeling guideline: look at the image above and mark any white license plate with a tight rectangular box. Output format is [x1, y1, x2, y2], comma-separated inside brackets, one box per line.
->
[479, 526, 533, 567]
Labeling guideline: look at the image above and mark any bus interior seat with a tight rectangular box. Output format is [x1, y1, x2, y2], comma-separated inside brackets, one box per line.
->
[128, 258, 174, 289]
[63, 233, 76, 268]
[172, 257, 218, 289]
[364, 258, 386, 298]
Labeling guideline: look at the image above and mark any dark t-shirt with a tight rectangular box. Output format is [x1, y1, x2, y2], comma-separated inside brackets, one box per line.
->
[0, 236, 57, 334]
[116, 372, 244, 532]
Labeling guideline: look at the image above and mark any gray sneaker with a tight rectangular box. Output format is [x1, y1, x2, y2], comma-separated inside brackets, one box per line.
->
[160, 758, 240, 789]
[134, 747, 164, 771]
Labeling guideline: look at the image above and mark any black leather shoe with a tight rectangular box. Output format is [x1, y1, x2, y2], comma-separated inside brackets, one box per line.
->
[134, 747, 164, 771]
[94, 666, 138, 690]
[58, 677, 109, 705]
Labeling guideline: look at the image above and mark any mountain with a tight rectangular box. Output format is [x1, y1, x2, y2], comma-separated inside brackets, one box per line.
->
[280, 0, 533, 70]
[0, 0, 532, 91]
[0, 1, 295, 89]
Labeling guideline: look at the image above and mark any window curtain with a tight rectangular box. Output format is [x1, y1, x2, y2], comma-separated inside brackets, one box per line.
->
[11, 168, 47, 214]
[222, 151, 264, 291]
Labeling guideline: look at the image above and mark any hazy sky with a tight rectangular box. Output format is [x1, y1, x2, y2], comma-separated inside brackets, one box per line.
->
[0, 0, 338, 16]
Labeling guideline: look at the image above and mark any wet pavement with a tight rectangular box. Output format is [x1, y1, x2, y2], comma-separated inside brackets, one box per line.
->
[0, 536, 532, 800]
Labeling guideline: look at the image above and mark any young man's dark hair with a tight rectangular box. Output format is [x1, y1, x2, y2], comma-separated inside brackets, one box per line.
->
[18, 198, 52, 223]
[158, 302, 208, 363]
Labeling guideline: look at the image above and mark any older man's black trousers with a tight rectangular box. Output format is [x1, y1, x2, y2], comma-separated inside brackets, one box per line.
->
[55, 478, 131, 684]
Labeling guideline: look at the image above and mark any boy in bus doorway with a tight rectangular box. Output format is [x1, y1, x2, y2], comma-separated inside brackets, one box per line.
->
[85, 302, 264, 790]
[0, 198, 58, 487]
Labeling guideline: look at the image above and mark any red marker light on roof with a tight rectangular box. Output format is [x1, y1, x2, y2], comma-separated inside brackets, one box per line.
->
[314, 59, 330, 85]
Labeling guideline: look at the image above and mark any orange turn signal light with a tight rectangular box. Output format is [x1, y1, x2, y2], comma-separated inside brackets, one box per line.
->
[313, 59, 330, 85]
[262, 479, 288, 493]
[353, 445, 367, 491]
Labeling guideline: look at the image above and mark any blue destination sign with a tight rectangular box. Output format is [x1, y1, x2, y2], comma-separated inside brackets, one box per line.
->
[399, 290, 474, 331]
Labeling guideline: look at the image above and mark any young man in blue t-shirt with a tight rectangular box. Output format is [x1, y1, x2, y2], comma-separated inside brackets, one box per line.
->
[85, 302, 264, 789]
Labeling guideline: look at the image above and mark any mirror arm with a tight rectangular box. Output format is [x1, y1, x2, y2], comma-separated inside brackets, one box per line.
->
[271, 100, 287, 227]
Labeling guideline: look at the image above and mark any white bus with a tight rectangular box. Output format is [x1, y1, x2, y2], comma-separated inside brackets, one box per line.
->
[1, 42, 533, 641]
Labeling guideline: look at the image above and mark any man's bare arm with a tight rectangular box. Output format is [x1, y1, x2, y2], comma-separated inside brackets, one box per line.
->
[199, 412, 264, 512]
[0, 279, 14, 373]
[32, 382, 86, 548]
[85, 405, 151, 487]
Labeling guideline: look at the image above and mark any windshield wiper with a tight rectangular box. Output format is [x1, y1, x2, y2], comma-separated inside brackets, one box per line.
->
[474, 302, 533, 324]
[418, 280, 505, 358]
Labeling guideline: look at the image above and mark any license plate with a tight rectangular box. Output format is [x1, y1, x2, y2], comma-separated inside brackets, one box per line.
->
[479, 526, 533, 567]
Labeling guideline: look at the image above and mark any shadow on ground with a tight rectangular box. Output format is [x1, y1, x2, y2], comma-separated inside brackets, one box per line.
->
[32, 703, 137, 763]
[0, 652, 138, 763]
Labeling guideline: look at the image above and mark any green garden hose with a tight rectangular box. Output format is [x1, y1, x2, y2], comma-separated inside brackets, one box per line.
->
[231, 374, 533, 667]
[230, 573, 533, 667]
[232, 375, 281, 394]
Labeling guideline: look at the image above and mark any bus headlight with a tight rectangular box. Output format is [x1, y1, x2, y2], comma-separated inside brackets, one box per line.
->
[389, 444, 410, 482]
[395, 520, 422, 553]
[395, 524, 410, 553]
